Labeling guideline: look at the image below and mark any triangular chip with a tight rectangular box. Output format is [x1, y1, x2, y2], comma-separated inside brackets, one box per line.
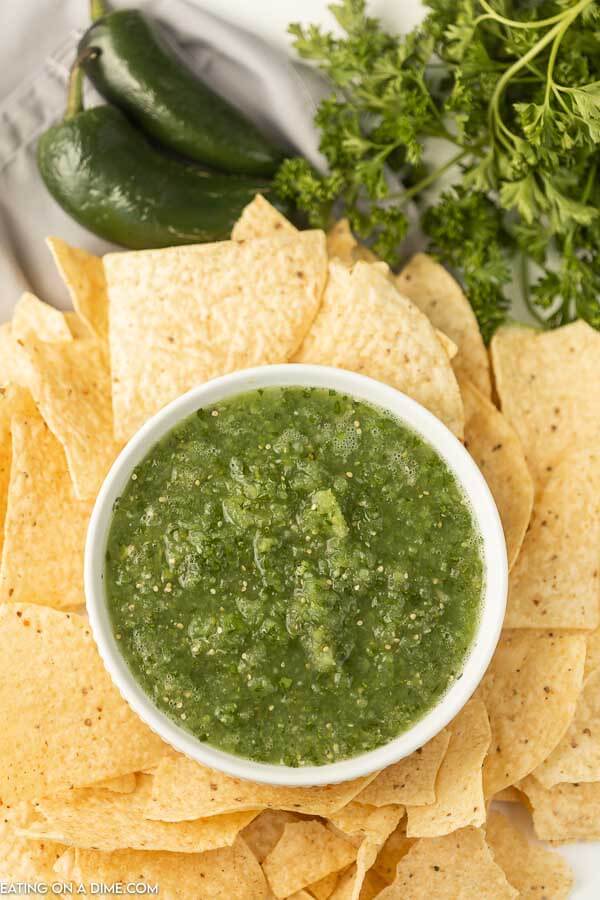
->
[533, 668, 600, 786]
[0, 803, 66, 884]
[0, 604, 168, 805]
[308, 869, 342, 899]
[519, 777, 600, 842]
[355, 729, 451, 807]
[490, 321, 600, 489]
[376, 827, 517, 898]
[59, 836, 270, 899]
[105, 231, 328, 441]
[461, 377, 533, 569]
[16, 335, 120, 498]
[11, 292, 72, 344]
[18, 774, 257, 853]
[241, 809, 302, 863]
[47, 237, 109, 341]
[145, 755, 376, 822]
[0, 388, 92, 609]
[295, 261, 464, 437]
[231, 194, 297, 241]
[372, 823, 414, 884]
[396, 254, 491, 397]
[505, 447, 600, 629]
[406, 696, 490, 837]
[262, 820, 356, 898]
[326, 219, 378, 266]
[481, 630, 586, 796]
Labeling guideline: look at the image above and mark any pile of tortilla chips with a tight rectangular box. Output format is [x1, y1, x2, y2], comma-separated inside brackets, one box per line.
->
[0, 195, 598, 899]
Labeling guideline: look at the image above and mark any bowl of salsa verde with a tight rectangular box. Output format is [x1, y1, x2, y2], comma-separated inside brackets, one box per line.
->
[85, 365, 507, 786]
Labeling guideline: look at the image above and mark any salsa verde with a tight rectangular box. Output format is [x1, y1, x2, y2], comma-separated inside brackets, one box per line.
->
[106, 386, 483, 766]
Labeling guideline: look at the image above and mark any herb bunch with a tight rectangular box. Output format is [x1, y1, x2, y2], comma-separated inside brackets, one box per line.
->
[275, 0, 600, 340]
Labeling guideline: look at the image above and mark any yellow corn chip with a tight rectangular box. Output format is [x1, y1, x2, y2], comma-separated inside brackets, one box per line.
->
[533, 668, 600, 786]
[295, 261, 464, 437]
[461, 377, 533, 569]
[231, 194, 297, 241]
[0, 388, 11, 562]
[308, 869, 342, 899]
[326, 219, 378, 266]
[19, 774, 257, 853]
[59, 835, 270, 899]
[359, 868, 388, 899]
[16, 335, 120, 499]
[92, 773, 137, 793]
[355, 728, 450, 807]
[0, 604, 168, 804]
[396, 254, 491, 397]
[490, 321, 600, 488]
[262, 820, 356, 898]
[11, 293, 72, 344]
[486, 810, 573, 899]
[373, 823, 414, 884]
[327, 805, 404, 900]
[0, 388, 92, 609]
[406, 696, 491, 837]
[241, 809, 302, 862]
[47, 237, 109, 340]
[505, 447, 600, 629]
[0, 803, 67, 884]
[519, 777, 600, 842]
[105, 231, 328, 441]
[145, 755, 376, 821]
[481, 630, 586, 796]
[376, 826, 517, 898]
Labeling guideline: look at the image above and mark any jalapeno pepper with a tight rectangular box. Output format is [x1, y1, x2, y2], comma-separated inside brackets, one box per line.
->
[79, 2, 285, 176]
[37, 61, 284, 250]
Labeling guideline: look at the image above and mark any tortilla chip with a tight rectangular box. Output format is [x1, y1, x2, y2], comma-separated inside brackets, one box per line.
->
[505, 447, 600, 629]
[0, 323, 35, 388]
[519, 777, 600, 842]
[0, 802, 67, 883]
[0, 604, 168, 805]
[11, 292, 72, 344]
[326, 219, 378, 267]
[145, 755, 376, 821]
[406, 696, 491, 836]
[92, 773, 138, 793]
[241, 809, 302, 862]
[0, 388, 92, 609]
[533, 668, 600, 786]
[396, 254, 491, 397]
[0, 389, 11, 562]
[105, 231, 328, 441]
[18, 774, 257, 853]
[295, 261, 464, 438]
[231, 194, 297, 241]
[327, 805, 404, 900]
[355, 729, 450, 807]
[359, 869, 388, 899]
[60, 835, 270, 899]
[47, 237, 109, 340]
[262, 820, 356, 898]
[493, 786, 523, 804]
[16, 335, 119, 498]
[460, 377, 533, 569]
[481, 630, 586, 796]
[586, 627, 600, 676]
[308, 869, 342, 899]
[490, 321, 600, 489]
[376, 827, 517, 898]
[486, 810, 573, 899]
[373, 823, 414, 884]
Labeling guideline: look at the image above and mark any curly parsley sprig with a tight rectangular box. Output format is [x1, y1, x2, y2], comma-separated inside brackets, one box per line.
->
[275, 0, 600, 340]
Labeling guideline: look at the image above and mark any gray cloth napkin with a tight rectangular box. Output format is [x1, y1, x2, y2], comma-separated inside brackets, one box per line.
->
[0, 0, 327, 319]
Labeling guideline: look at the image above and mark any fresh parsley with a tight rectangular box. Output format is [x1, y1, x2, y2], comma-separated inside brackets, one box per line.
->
[275, 0, 600, 340]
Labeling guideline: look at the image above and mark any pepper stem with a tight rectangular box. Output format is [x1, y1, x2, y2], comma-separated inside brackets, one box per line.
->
[90, 0, 109, 21]
[65, 63, 84, 120]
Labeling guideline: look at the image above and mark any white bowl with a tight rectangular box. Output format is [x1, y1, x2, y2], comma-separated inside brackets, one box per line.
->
[85, 364, 507, 787]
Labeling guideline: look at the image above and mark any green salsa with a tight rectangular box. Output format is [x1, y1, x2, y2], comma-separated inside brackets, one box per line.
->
[106, 386, 483, 766]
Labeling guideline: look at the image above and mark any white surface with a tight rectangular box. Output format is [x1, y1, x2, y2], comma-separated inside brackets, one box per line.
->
[86, 365, 507, 787]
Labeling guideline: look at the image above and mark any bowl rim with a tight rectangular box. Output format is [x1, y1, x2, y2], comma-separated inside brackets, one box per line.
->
[85, 363, 507, 787]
